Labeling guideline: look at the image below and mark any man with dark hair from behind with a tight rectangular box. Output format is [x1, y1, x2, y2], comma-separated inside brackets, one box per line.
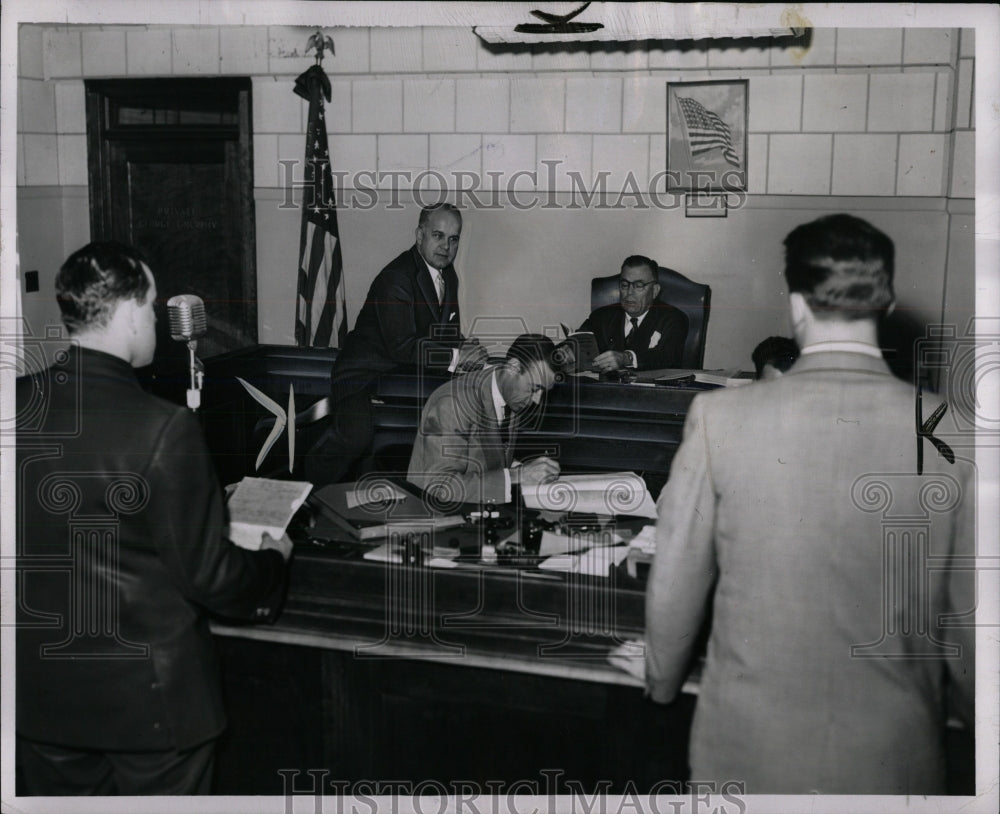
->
[645, 214, 974, 794]
[751, 335, 800, 380]
[16, 242, 292, 795]
[408, 333, 561, 505]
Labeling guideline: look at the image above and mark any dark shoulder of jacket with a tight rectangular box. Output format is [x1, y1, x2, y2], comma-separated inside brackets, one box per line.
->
[363, 248, 416, 295]
[140, 390, 205, 450]
[386, 247, 421, 278]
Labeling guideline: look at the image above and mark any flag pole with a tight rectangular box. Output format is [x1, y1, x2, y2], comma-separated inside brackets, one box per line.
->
[294, 32, 347, 348]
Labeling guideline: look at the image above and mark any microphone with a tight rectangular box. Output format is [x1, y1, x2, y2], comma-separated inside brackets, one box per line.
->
[167, 294, 207, 342]
[166, 294, 207, 411]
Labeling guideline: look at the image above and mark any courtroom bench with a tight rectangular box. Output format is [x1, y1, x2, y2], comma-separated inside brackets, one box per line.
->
[180, 344, 698, 493]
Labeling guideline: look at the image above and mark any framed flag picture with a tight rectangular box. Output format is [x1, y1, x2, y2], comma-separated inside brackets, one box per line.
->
[666, 80, 748, 191]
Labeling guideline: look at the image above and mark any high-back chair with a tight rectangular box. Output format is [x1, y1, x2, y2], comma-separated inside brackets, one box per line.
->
[590, 266, 712, 370]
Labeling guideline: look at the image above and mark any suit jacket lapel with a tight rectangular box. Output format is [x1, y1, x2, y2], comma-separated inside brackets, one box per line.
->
[475, 371, 508, 470]
[611, 308, 627, 350]
[633, 312, 656, 350]
[412, 247, 444, 320]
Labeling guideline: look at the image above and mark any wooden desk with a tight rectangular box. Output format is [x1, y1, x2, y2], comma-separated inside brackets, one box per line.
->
[210, 540, 700, 795]
[170, 347, 972, 796]
[158, 345, 703, 792]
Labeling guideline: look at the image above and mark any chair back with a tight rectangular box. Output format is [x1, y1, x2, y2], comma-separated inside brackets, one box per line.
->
[590, 266, 711, 369]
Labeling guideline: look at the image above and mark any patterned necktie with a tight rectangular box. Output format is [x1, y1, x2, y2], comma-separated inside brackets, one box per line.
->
[626, 317, 640, 350]
[434, 272, 445, 305]
[500, 404, 512, 448]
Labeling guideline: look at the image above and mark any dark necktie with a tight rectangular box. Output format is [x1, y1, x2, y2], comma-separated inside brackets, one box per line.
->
[500, 404, 512, 448]
[625, 317, 640, 350]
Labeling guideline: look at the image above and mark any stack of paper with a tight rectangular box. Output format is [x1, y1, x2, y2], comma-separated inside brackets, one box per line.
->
[227, 477, 313, 550]
[538, 544, 629, 576]
[606, 639, 646, 681]
[521, 472, 657, 518]
[628, 524, 657, 554]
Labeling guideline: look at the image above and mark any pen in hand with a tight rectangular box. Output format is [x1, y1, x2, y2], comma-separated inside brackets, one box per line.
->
[515, 455, 560, 485]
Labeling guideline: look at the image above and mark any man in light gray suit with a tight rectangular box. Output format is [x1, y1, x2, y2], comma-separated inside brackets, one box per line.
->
[645, 214, 975, 795]
[407, 333, 560, 505]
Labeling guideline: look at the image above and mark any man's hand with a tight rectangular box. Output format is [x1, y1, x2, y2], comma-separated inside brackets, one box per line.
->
[456, 339, 489, 371]
[260, 532, 294, 562]
[592, 350, 628, 373]
[515, 456, 561, 486]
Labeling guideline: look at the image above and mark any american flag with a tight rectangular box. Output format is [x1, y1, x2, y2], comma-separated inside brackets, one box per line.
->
[294, 65, 347, 347]
[677, 96, 741, 167]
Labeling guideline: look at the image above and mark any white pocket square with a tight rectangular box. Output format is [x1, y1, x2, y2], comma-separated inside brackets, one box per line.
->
[649, 331, 661, 349]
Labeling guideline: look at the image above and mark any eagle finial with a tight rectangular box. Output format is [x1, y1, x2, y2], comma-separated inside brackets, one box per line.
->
[306, 30, 335, 65]
[530, 2, 592, 25]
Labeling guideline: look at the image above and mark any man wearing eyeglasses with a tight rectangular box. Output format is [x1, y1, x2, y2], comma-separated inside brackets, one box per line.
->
[579, 255, 689, 373]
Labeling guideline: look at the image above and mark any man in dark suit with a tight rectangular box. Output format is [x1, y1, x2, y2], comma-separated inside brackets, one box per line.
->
[408, 334, 560, 505]
[305, 203, 488, 486]
[16, 242, 292, 796]
[580, 255, 688, 373]
[751, 335, 800, 380]
[645, 215, 974, 794]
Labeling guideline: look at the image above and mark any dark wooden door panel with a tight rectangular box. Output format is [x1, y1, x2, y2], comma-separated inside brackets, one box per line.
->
[85, 78, 256, 394]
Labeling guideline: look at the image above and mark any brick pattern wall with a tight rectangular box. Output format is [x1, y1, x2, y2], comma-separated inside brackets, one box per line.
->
[17, 25, 975, 198]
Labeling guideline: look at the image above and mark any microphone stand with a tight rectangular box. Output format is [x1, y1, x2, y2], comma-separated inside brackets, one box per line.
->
[186, 339, 204, 411]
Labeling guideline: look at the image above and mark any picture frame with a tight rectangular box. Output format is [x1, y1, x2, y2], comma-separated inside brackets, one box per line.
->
[667, 79, 748, 192]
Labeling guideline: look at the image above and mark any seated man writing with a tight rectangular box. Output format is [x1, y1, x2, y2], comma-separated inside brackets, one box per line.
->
[579, 255, 688, 373]
[407, 333, 561, 505]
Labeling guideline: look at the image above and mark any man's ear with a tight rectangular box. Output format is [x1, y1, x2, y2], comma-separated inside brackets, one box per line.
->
[113, 297, 137, 334]
[504, 356, 523, 377]
[651, 283, 661, 301]
[789, 292, 810, 334]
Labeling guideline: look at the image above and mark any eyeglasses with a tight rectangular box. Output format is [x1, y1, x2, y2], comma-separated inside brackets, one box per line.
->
[618, 278, 655, 292]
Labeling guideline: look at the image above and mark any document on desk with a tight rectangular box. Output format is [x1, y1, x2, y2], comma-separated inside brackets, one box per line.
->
[606, 640, 701, 696]
[653, 368, 754, 388]
[539, 544, 629, 576]
[521, 472, 657, 518]
[606, 639, 647, 681]
[362, 539, 460, 567]
[227, 477, 313, 550]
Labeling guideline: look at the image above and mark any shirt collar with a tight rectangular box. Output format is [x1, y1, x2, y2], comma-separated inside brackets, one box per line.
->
[625, 310, 648, 327]
[422, 258, 444, 282]
[799, 340, 884, 359]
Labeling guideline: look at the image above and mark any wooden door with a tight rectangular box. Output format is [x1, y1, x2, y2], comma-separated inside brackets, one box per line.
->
[85, 78, 257, 391]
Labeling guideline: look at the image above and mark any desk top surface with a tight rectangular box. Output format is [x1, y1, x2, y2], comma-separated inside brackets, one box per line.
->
[214, 487, 667, 688]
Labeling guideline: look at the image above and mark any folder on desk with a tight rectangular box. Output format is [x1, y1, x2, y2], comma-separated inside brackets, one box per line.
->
[653, 368, 754, 388]
[308, 480, 465, 542]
